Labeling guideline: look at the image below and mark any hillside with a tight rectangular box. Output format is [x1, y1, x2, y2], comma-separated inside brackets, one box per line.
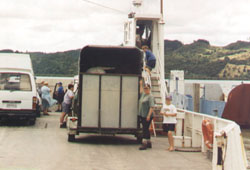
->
[0, 49, 80, 77]
[1, 40, 250, 79]
[30, 50, 80, 76]
[164, 40, 250, 79]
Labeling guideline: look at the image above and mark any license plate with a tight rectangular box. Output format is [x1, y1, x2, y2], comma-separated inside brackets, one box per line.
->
[6, 103, 17, 108]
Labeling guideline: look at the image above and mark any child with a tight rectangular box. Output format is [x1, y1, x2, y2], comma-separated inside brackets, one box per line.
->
[160, 96, 177, 151]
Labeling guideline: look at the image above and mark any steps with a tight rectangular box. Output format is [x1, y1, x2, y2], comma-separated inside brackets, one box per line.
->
[150, 72, 164, 135]
[150, 71, 193, 149]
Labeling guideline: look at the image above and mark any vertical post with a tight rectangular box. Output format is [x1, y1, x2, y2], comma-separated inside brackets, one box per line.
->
[191, 113, 201, 148]
[201, 116, 206, 152]
[193, 83, 200, 112]
[98, 75, 102, 129]
[191, 114, 195, 147]
[176, 77, 179, 93]
[78, 74, 83, 127]
[146, 26, 149, 39]
[203, 85, 206, 99]
[212, 119, 218, 170]
[158, 18, 166, 104]
[119, 76, 123, 128]
[160, 0, 163, 16]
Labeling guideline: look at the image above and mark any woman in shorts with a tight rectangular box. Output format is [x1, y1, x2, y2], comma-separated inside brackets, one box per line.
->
[60, 84, 74, 128]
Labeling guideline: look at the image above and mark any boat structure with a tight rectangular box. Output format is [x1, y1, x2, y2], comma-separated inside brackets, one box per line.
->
[67, 0, 248, 169]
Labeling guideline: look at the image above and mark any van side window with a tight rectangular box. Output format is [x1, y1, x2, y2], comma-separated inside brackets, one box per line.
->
[0, 73, 32, 91]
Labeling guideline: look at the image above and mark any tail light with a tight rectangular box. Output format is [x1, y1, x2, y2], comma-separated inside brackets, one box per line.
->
[32, 96, 37, 110]
[71, 117, 78, 122]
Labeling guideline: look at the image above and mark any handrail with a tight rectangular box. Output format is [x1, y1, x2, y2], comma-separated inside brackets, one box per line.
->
[154, 21, 167, 105]
[142, 52, 152, 87]
[156, 55, 167, 104]
[176, 108, 248, 170]
[155, 42, 167, 105]
[141, 52, 156, 137]
[142, 70, 151, 87]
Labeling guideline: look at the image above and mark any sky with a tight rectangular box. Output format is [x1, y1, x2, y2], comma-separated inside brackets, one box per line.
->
[0, 0, 249, 52]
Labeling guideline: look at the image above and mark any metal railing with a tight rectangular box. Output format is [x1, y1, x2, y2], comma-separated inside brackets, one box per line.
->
[142, 52, 152, 87]
[176, 108, 248, 170]
[142, 69, 151, 87]
[155, 44, 167, 104]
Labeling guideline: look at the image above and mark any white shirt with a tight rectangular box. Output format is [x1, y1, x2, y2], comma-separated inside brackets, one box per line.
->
[63, 90, 74, 104]
[161, 104, 177, 124]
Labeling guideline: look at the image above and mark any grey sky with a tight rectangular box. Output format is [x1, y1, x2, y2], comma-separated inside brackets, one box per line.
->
[0, 0, 249, 52]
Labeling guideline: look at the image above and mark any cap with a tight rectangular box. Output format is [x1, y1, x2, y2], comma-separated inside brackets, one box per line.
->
[165, 95, 172, 100]
[58, 82, 62, 85]
[144, 84, 151, 88]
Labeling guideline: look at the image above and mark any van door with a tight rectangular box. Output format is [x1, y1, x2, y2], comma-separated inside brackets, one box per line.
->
[0, 72, 34, 110]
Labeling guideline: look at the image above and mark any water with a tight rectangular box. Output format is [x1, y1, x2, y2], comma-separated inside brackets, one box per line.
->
[184, 79, 250, 96]
[37, 76, 250, 96]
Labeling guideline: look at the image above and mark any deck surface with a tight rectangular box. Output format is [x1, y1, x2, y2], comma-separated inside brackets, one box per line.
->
[0, 112, 212, 170]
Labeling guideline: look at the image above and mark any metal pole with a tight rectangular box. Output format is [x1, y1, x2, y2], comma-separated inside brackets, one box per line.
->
[176, 77, 179, 93]
[160, 0, 163, 16]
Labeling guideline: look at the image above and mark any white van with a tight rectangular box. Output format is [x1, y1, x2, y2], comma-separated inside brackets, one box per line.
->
[0, 53, 39, 124]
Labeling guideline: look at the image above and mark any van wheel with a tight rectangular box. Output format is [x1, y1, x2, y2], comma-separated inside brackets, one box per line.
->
[28, 118, 36, 125]
[36, 105, 41, 117]
[68, 134, 75, 142]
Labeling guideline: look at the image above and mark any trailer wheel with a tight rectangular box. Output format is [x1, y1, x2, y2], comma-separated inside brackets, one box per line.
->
[68, 134, 75, 142]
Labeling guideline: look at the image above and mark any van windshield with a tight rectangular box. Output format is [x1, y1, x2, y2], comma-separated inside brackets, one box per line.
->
[0, 73, 32, 91]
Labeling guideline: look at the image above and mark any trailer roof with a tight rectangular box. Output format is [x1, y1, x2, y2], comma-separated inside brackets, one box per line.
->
[0, 53, 33, 74]
[80, 45, 143, 75]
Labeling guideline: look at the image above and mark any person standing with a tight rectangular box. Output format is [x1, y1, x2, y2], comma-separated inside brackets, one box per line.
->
[38, 81, 44, 98]
[41, 82, 57, 115]
[138, 81, 155, 150]
[160, 96, 177, 151]
[142, 45, 156, 75]
[60, 84, 74, 128]
[56, 82, 64, 112]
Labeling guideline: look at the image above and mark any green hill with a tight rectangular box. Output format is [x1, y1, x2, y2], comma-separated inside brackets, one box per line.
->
[164, 40, 250, 79]
[1, 40, 250, 79]
[224, 41, 250, 50]
[29, 50, 80, 76]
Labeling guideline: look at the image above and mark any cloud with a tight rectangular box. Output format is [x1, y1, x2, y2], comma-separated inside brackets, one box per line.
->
[0, 0, 249, 51]
[0, 0, 130, 51]
[164, 0, 250, 45]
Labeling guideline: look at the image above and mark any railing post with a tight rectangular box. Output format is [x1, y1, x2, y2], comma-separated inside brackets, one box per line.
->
[191, 113, 202, 148]
[183, 111, 188, 137]
[201, 116, 206, 153]
[178, 108, 247, 170]
[191, 114, 195, 147]
[193, 83, 200, 112]
[176, 112, 185, 136]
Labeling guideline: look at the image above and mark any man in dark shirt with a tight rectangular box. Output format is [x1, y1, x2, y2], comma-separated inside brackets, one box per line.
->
[142, 45, 156, 74]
